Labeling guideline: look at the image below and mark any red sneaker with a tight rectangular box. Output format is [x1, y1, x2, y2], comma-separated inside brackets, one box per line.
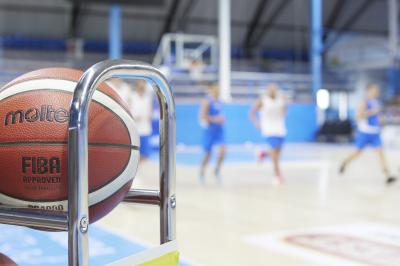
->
[256, 150, 268, 163]
[272, 175, 284, 186]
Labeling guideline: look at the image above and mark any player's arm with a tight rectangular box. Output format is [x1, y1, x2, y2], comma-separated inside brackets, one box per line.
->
[282, 98, 288, 116]
[249, 98, 262, 129]
[131, 109, 141, 122]
[367, 105, 380, 116]
[199, 99, 225, 124]
[131, 104, 147, 122]
[379, 106, 386, 125]
[147, 97, 154, 122]
[199, 99, 210, 123]
[356, 101, 367, 120]
[132, 114, 140, 122]
[357, 101, 379, 120]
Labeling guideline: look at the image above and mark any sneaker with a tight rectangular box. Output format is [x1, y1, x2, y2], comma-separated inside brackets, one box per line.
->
[272, 175, 284, 186]
[339, 163, 346, 174]
[199, 169, 205, 184]
[386, 176, 397, 185]
[256, 150, 268, 164]
[214, 168, 222, 184]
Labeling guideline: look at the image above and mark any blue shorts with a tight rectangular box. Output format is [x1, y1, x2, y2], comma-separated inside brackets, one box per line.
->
[355, 131, 382, 150]
[265, 136, 285, 150]
[202, 127, 225, 152]
[140, 135, 151, 158]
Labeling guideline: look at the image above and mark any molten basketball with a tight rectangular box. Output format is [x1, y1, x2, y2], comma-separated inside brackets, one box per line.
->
[0, 68, 139, 223]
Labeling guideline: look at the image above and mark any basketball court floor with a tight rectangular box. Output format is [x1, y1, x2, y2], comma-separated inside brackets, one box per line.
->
[1, 143, 399, 265]
[95, 143, 400, 266]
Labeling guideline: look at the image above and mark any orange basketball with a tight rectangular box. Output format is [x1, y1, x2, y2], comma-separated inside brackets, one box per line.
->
[0, 253, 16, 266]
[0, 68, 139, 223]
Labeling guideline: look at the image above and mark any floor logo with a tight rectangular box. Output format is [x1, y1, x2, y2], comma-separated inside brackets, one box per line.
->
[244, 224, 400, 266]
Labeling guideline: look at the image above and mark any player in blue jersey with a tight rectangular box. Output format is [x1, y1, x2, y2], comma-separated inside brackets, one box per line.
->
[199, 83, 226, 183]
[339, 84, 397, 184]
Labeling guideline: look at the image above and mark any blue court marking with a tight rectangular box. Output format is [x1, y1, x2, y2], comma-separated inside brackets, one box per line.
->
[0, 224, 190, 266]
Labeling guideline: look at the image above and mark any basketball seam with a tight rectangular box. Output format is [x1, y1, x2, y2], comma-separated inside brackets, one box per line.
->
[0, 141, 139, 150]
[1, 75, 133, 118]
[0, 149, 138, 203]
[88, 180, 132, 210]
[0, 88, 132, 148]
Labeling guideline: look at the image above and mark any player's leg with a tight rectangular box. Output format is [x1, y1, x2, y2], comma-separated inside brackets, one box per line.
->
[256, 136, 269, 164]
[214, 128, 226, 180]
[139, 135, 150, 163]
[270, 149, 280, 178]
[339, 131, 365, 174]
[267, 137, 284, 185]
[339, 150, 363, 174]
[376, 148, 397, 184]
[376, 148, 390, 175]
[200, 131, 213, 183]
[200, 151, 211, 184]
[276, 146, 284, 181]
[256, 149, 269, 163]
[372, 135, 397, 184]
[215, 144, 226, 176]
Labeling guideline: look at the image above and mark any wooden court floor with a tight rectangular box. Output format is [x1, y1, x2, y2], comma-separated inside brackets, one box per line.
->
[99, 144, 400, 266]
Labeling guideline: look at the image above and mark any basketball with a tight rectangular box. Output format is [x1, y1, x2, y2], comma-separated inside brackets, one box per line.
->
[0, 253, 16, 266]
[0, 68, 139, 223]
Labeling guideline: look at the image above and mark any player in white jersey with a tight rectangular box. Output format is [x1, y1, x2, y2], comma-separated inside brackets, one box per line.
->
[117, 79, 153, 162]
[108, 78, 154, 165]
[250, 83, 287, 185]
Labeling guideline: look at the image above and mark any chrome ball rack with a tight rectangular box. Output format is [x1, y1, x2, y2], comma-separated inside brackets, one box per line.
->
[0, 60, 176, 266]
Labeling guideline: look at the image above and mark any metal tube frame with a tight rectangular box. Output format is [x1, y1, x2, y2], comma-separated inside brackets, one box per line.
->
[218, 0, 232, 102]
[0, 59, 176, 266]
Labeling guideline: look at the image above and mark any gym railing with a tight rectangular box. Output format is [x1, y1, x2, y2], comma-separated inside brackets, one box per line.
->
[0, 59, 176, 266]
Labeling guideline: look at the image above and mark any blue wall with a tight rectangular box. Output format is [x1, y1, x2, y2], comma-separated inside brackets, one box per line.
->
[175, 103, 318, 145]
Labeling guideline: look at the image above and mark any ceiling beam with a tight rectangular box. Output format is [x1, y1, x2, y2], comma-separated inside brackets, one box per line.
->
[250, 0, 292, 48]
[324, 0, 377, 53]
[79, 0, 163, 5]
[242, 0, 269, 50]
[0, 3, 68, 14]
[0, 1, 387, 41]
[158, 0, 181, 42]
[177, 0, 197, 31]
[68, 1, 83, 39]
[322, 0, 346, 42]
